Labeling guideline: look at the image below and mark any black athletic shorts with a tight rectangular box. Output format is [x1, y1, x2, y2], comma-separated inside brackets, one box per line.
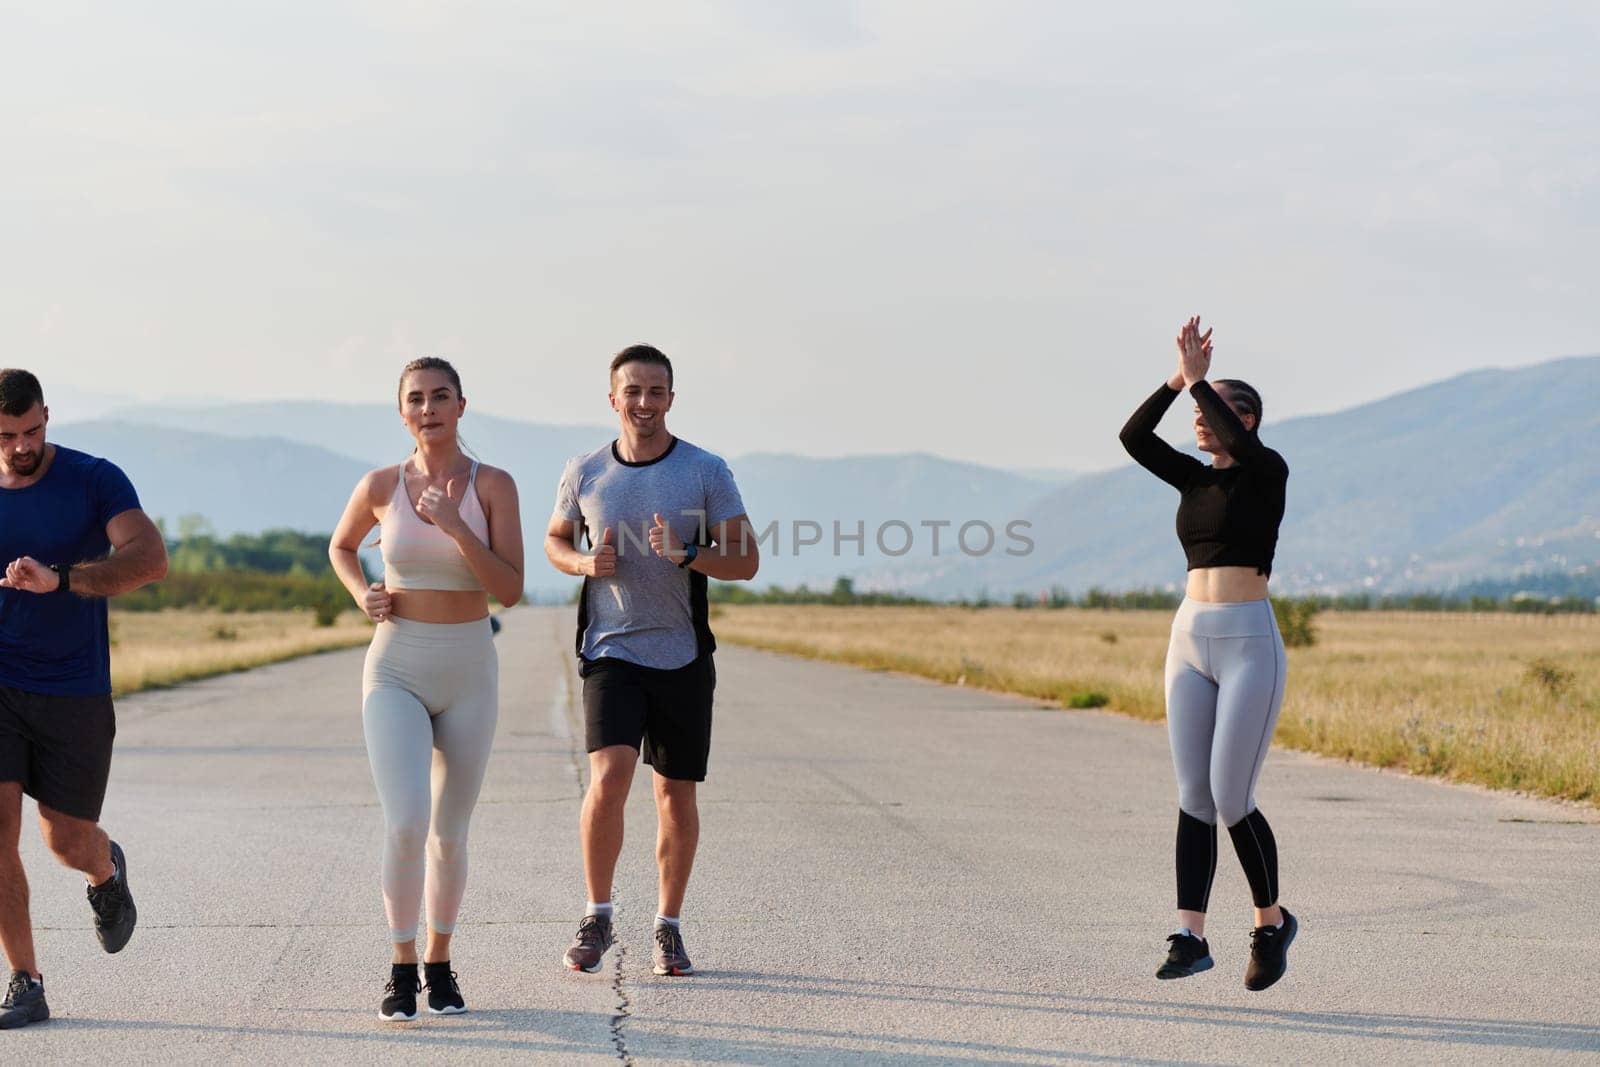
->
[580, 654, 716, 782]
[0, 684, 117, 822]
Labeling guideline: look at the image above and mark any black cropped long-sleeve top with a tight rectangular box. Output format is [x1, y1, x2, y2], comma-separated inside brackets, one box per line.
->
[1118, 381, 1288, 577]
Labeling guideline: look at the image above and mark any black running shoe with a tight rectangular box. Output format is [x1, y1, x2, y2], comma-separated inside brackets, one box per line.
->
[1156, 932, 1214, 979]
[86, 840, 136, 954]
[380, 963, 420, 1021]
[424, 961, 466, 1015]
[563, 914, 615, 973]
[1244, 909, 1298, 991]
[0, 972, 49, 1030]
[652, 923, 693, 976]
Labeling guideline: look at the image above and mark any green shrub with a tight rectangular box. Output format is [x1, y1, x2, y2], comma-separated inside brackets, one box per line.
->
[1526, 658, 1574, 698]
[1272, 597, 1320, 648]
[312, 593, 344, 628]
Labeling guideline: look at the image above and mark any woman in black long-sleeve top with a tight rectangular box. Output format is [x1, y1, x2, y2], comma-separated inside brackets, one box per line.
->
[1119, 316, 1296, 991]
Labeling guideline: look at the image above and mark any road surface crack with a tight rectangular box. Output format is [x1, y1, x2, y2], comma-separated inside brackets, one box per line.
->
[610, 937, 635, 1065]
[559, 644, 634, 1065]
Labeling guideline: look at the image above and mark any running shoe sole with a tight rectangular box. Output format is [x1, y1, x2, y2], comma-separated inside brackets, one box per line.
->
[427, 1004, 468, 1015]
[1156, 955, 1214, 980]
[378, 1008, 418, 1022]
[0, 995, 50, 1029]
[652, 962, 694, 976]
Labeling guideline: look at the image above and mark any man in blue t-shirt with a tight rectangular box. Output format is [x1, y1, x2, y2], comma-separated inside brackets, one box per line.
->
[544, 345, 759, 980]
[0, 369, 168, 1029]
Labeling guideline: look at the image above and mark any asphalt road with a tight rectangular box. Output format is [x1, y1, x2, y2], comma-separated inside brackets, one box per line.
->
[10, 606, 1599, 1064]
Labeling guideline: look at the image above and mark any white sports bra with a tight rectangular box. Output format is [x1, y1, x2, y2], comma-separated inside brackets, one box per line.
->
[379, 461, 490, 591]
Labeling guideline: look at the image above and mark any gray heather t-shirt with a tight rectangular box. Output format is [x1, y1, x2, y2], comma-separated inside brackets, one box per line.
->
[553, 437, 746, 670]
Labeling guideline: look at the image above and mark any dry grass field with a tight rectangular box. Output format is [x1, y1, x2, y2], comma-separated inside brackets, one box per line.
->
[713, 605, 1600, 806]
[110, 609, 371, 696]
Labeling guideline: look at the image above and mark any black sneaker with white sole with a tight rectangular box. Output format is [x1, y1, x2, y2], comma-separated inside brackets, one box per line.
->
[1244, 909, 1298, 991]
[380, 963, 420, 1021]
[1156, 932, 1214, 979]
[86, 840, 136, 954]
[0, 972, 49, 1030]
[424, 961, 466, 1014]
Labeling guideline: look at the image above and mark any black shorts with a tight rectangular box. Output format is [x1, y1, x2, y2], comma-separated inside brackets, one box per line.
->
[581, 654, 715, 782]
[0, 684, 117, 822]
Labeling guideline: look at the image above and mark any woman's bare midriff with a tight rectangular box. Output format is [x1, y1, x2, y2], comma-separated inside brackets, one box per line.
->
[1185, 566, 1270, 603]
[390, 588, 490, 623]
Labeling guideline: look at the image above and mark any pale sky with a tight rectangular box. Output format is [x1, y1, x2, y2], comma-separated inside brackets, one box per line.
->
[6, 1, 1597, 470]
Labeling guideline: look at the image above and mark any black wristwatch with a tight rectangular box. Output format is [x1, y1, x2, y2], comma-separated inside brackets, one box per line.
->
[49, 563, 71, 594]
[676, 542, 699, 569]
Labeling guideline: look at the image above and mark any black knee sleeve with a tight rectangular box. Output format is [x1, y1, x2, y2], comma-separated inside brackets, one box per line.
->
[1226, 808, 1279, 908]
[1176, 810, 1218, 913]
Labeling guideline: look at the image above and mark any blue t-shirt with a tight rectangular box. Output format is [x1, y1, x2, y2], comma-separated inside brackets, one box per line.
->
[0, 445, 141, 696]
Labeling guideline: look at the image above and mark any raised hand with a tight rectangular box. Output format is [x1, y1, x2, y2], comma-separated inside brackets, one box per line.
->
[416, 477, 466, 535]
[649, 513, 685, 561]
[364, 581, 392, 622]
[0, 556, 60, 594]
[1175, 315, 1214, 387]
[585, 526, 617, 578]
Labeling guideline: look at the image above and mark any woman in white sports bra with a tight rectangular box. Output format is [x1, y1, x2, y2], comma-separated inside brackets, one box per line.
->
[329, 357, 524, 1021]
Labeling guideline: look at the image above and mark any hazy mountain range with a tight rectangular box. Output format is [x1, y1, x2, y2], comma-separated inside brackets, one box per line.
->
[915, 354, 1600, 596]
[49, 355, 1600, 597]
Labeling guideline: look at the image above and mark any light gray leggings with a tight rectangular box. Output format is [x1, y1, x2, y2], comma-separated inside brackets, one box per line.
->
[1164, 598, 1287, 827]
[362, 617, 498, 943]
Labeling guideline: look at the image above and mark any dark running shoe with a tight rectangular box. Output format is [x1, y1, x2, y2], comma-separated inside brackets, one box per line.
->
[1244, 909, 1298, 991]
[379, 963, 421, 1021]
[652, 923, 693, 977]
[1156, 932, 1214, 979]
[87, 840, 137, 954]
[424, 961, 466, 1015]
[0, 972, 49, 1030]
[563, 914, 615, 973]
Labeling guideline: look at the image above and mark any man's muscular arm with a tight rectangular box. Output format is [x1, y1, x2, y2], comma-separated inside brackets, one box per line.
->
[1, 509, 168, 597]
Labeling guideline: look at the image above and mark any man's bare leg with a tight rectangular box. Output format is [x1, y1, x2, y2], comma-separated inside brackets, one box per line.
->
[37, 805, 114, 886]
[581, 746, 639, 904]
[0, 783, 38, 978]
[653, 774, 699, 919]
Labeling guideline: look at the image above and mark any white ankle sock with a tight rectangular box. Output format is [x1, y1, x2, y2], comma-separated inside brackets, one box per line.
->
[655, 914, 680, 928]
[586, 901, 614, 918]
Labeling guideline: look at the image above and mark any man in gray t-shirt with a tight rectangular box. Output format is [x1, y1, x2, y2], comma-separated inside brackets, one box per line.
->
[544, 344, 759, 979]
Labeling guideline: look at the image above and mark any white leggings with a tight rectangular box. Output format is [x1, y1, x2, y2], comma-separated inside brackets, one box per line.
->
[362, 617, 498, 943]
[1163, 597, 1287, 827]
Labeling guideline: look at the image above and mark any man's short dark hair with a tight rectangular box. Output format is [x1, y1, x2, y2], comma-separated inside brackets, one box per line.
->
[610, 345, 673, 390]
[0, 369, 44, 417]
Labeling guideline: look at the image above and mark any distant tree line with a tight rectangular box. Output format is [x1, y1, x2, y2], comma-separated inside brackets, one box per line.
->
[157, 519, 336, 577]
[707, 577, 928, 607]
[119, 522, 350, 624]
[1296, 591, 1594, 615]
[709, 575, 1597, 616]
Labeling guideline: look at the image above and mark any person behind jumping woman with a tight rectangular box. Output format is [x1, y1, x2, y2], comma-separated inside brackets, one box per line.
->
[329, 358, 524, 1021]
[1119, 316, 1297, 991]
